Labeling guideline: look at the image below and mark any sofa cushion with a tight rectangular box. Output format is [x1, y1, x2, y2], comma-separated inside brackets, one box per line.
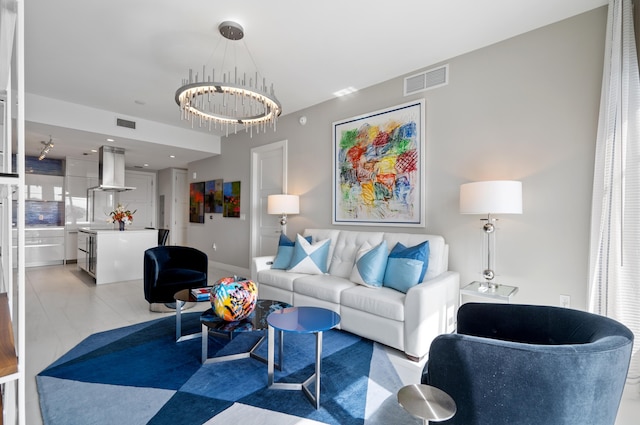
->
[257, 269, 306, 292]
[294, 274, 356, 304]
[328, 230, 384, 278]
[349, 240, 388, 288]
[383, 241, 429, 293]
[271, 234, 312, 269]
[287, 235, 330, 274]
[341, 285, 405, 321]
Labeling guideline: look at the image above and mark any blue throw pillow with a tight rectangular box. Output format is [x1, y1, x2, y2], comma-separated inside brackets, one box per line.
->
[287, 234, 330, 275]
[383, 241, 430, 293]
[350, 241, 388, 288]
[271, 234, 312, 269]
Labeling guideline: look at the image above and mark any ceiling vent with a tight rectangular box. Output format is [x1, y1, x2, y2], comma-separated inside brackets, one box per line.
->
[116, 118, 136, 129]
[404, 64, 449, 96]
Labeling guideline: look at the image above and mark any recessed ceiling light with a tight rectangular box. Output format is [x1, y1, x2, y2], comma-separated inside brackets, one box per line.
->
[90, 149, 98, 153]
[143, 163, 149, 167]
[333, 87, 358, 97]
[106, 138, 114, 142]
[169, 155, 176, 158]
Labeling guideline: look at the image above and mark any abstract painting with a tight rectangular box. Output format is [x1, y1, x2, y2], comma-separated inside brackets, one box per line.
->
[205, 179, 223, 214]
[223, 181, 241, 218]
[189, 182, 205, 223]
[332, 100, 425, 227]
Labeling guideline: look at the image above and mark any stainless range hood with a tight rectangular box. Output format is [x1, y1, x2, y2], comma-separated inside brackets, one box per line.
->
[88, 146, 136, 191]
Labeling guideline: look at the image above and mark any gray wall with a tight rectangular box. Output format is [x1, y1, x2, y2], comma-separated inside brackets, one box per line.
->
[188, 7, 606, 310]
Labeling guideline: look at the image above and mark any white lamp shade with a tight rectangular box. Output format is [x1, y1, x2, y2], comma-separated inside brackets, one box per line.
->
[267, 194, 300, 215]
[460, 180, 522, 214]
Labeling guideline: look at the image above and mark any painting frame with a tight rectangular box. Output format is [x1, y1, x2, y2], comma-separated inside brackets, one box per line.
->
[223, 181, 241, 218]
[189, 182, 205, 223]
[205, 179, 223, 214]
[332, 99, 426, 227]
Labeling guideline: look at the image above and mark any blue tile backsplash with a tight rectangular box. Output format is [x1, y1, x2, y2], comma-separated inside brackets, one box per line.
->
[17, 201, 65, 226]
[12, 155, 64, 176]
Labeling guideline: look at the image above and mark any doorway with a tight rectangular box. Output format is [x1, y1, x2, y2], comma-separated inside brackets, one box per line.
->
[250, 140, 288, 260]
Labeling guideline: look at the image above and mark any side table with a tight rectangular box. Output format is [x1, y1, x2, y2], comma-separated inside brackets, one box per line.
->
[460, 281, 518, 304]
[397, 384, 456, 424]
[267, 306, 340, 409]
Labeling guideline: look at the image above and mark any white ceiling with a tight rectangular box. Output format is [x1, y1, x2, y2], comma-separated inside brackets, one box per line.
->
[22, 0, 608, 170]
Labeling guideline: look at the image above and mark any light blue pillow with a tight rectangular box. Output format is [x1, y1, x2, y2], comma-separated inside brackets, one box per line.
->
[287, 234, 330, 275]
[350, 240, 388, 288]
[383, 241, 430, 293]
[272, 234, 311, 269]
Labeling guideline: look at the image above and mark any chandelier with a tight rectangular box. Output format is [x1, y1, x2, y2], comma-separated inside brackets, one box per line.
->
[175, 21, 282, 137]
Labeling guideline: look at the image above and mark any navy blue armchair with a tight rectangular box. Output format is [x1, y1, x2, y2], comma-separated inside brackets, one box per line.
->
[143, 246, 208, 307]
[422, 303, 634, 425]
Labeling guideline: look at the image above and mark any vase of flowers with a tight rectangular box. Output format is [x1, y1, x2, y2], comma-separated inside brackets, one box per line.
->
[108, 204, 136, 230]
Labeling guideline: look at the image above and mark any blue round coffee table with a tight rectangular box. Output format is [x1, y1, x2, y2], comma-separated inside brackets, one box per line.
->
[267, 306, 341, 409]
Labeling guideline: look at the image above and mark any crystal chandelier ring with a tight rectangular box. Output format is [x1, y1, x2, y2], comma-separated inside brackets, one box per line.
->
[175, 81, 281, 124]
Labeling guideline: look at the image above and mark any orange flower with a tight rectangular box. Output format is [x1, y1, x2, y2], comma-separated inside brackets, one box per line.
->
[108, 204, 136, 225]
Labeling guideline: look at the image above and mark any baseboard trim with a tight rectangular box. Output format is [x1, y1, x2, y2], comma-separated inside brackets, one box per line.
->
[208, 260, 250, 279]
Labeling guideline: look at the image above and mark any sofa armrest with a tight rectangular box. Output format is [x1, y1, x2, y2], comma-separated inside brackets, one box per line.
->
[403, 271, 460, 359]
[251, 255, 276, 281]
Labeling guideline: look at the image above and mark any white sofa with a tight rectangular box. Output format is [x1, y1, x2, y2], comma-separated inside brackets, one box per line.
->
[251, 228, 460, 360]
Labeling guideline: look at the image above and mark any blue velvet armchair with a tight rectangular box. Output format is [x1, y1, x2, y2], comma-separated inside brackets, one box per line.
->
[422, 303, 634, 425]
[143, 246, 208, 307]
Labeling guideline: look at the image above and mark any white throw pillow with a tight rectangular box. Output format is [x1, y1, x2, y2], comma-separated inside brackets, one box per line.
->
[287, 234, 330, 275]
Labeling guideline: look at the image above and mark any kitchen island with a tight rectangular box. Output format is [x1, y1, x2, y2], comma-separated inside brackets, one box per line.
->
[78, 228, 156, 285]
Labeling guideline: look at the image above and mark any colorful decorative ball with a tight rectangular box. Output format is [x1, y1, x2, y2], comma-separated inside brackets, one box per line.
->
[210, 276, 258, 321]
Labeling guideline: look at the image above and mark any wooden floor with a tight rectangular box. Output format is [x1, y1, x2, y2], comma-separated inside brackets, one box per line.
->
[24, 264, 640, 424]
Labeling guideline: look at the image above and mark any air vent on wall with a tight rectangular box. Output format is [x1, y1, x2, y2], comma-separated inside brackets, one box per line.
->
[116, 118, 136, 129]
[404, 64, 449, 96]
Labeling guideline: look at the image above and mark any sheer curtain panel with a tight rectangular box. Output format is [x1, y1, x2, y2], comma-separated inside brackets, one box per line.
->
[589, 0, 640, 387]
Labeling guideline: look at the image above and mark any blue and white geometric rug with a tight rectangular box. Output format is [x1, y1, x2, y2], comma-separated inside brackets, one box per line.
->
[37, 312, 419, 424]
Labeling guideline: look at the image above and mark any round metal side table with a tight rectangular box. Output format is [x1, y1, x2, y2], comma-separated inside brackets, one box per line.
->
[397, 384, 456, 424]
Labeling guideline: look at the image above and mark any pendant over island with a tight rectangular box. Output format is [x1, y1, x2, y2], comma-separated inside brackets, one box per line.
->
[77, 228, 157, 285]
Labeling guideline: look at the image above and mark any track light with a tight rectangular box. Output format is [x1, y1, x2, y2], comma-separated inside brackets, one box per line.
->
[38, 136, 54, 160]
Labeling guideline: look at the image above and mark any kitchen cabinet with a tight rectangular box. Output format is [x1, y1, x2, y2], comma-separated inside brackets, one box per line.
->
[64, 158, 98, 262]
[78, 228, 156, 284]
[12, 228, 65, 268]
[118, 170, 156, 228]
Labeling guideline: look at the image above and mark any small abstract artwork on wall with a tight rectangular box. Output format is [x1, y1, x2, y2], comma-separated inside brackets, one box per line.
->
[223, 181, 241, 218]
[205, 179, 223, 214]
[332, 99, 425, 227]
[189, 182, 205, 223]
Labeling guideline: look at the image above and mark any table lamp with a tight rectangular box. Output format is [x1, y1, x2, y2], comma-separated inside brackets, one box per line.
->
[267, 194, 299, 236]
[460, 180, 522, 287]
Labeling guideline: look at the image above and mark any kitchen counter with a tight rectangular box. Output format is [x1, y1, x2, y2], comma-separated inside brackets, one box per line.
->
[78, 228, 156, 284]
[78, 227, 153, 234]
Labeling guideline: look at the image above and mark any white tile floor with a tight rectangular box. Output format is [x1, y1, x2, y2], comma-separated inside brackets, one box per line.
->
[24, 264, 639, 424]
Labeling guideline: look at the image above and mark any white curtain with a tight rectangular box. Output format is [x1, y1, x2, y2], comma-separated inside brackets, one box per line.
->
[589, 0, 640, 387]
[0, 0, 17, 90]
